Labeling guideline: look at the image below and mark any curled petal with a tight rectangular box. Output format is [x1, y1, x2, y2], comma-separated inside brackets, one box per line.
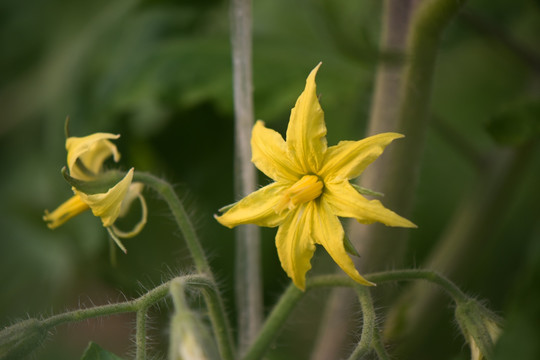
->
[66, 133, 120, 180]
[275, 204, 316, 291]
[251, 121, 302, 182]
[286, 63, 327, 174]
[111, 182, 147, 238]
[312, 200, 374, 286]
[74, 168, 134, 227]
[43, 195, 90, 229]
[324, 181, 416, 228]
[215, 182, 291, 229]
[320, 133, 404, 183]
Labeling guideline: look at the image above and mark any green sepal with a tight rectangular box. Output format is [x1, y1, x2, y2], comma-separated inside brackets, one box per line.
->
[218, 201, 239, 213]
[486, 99, 540, 146]
[352, 183, 384, 197]
[62, 167, 127, 195]
[80, 342, 124, 360]
[343, 234, 361, 257]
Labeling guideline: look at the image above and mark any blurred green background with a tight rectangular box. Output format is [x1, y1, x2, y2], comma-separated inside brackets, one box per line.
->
[1, 0, 539, 359]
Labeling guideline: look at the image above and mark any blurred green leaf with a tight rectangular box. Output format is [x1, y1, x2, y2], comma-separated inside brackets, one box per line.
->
[486, 100, 540, 146]
[80, 342, 123, 360]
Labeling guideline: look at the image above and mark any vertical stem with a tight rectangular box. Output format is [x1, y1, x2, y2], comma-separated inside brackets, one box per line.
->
[133, 172, 211, 275]
[347, 287, 376, 360]
[311, 2, 418, 359]
[135, 308, 147, 360]
[230, 0, 262, 354]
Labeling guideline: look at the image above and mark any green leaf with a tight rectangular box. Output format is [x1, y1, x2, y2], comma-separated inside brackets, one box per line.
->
[80, 342, 124, 360]
[486, 100, 540, 146]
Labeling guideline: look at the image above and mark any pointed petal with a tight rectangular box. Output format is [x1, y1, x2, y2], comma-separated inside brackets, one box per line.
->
[66, 133, 120, 180]
[275, 204, 316, 290]
[312, 200, 374, 286]
[286, 63, 327, 173]
[251, 121, 303, 182]
[43, 195, 90, 229]
[320, 133, 404, 182]
[324, 181, 416, 228]
[74, 168, 134, 227]
[215, 182, 291, 229]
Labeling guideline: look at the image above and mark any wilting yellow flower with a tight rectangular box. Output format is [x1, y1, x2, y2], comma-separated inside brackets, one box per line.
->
[44, 132, 147, 252]
[216, 63, 416, 290]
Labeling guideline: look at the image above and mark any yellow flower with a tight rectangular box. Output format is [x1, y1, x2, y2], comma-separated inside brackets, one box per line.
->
[43, 132, 147, 253]
[216, 63, 416, 290]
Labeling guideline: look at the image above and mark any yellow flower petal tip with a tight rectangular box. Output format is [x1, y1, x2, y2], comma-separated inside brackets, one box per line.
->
[216, 63, 416, 289]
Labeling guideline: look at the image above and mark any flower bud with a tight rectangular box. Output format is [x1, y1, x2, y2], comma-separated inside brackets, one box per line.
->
[169, 280, 218, 360]
[455, 299, 502, 360]
[0, 318, 47, 359]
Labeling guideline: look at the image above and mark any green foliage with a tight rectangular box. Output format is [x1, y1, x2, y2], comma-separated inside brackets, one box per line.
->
[486, 100, 540, 146]
[81, 342, 124, 360]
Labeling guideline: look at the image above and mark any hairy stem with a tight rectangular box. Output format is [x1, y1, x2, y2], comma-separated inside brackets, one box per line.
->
[230, 0, 263, 354]
[135, 308, 147, 360]
[347, 287, 376, 360]
[133, 172, 210, 274]
[246, 270, 466, 360]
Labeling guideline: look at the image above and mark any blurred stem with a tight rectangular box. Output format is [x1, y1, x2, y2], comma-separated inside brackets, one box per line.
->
[230, 0, 263, 354]
[135, 308, 148, 360]
[133, 172, 210, 275]
[459, 9, 540, 75]
[383, 144, 536, 353]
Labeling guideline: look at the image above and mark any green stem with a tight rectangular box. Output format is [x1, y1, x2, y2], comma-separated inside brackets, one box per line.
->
[367, 269, 468, 304]
[347, 287, 376, 360]
[133, 172, 211, 274]
[135, 308, 147, 360]
[188, 276, 236, 360]
[245, 270, 467, 360]
[372, 331, 390, 360]
[42, 281, 170, 329]
[230, 0, 263, 353]
[242, 284, 303, 360]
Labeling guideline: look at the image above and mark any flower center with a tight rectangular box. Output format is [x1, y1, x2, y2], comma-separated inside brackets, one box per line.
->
[275, 175, 323, 213]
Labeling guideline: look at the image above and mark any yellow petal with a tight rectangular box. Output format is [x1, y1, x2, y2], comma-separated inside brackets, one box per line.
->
[312, 200, 374, 286]
[43, 195, 90, 229]
[275, 203, 316, 291]
[320, 133, 404, 183]
[324, 181, 416, 228]
[74, 168, 134, 227]
[286, 63, 327, 174]
[215, 182, 291, 229]
[66, 133, 121, 180]
[111, 182, 147, 238]
[251, 121, 303, 182]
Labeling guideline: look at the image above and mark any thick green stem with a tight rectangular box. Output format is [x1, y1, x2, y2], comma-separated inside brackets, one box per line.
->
[347, 287, 376, 360]
[133, 172, 211, 275]
[230, 0, 262, 354]
[136, 308, 147, 360]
